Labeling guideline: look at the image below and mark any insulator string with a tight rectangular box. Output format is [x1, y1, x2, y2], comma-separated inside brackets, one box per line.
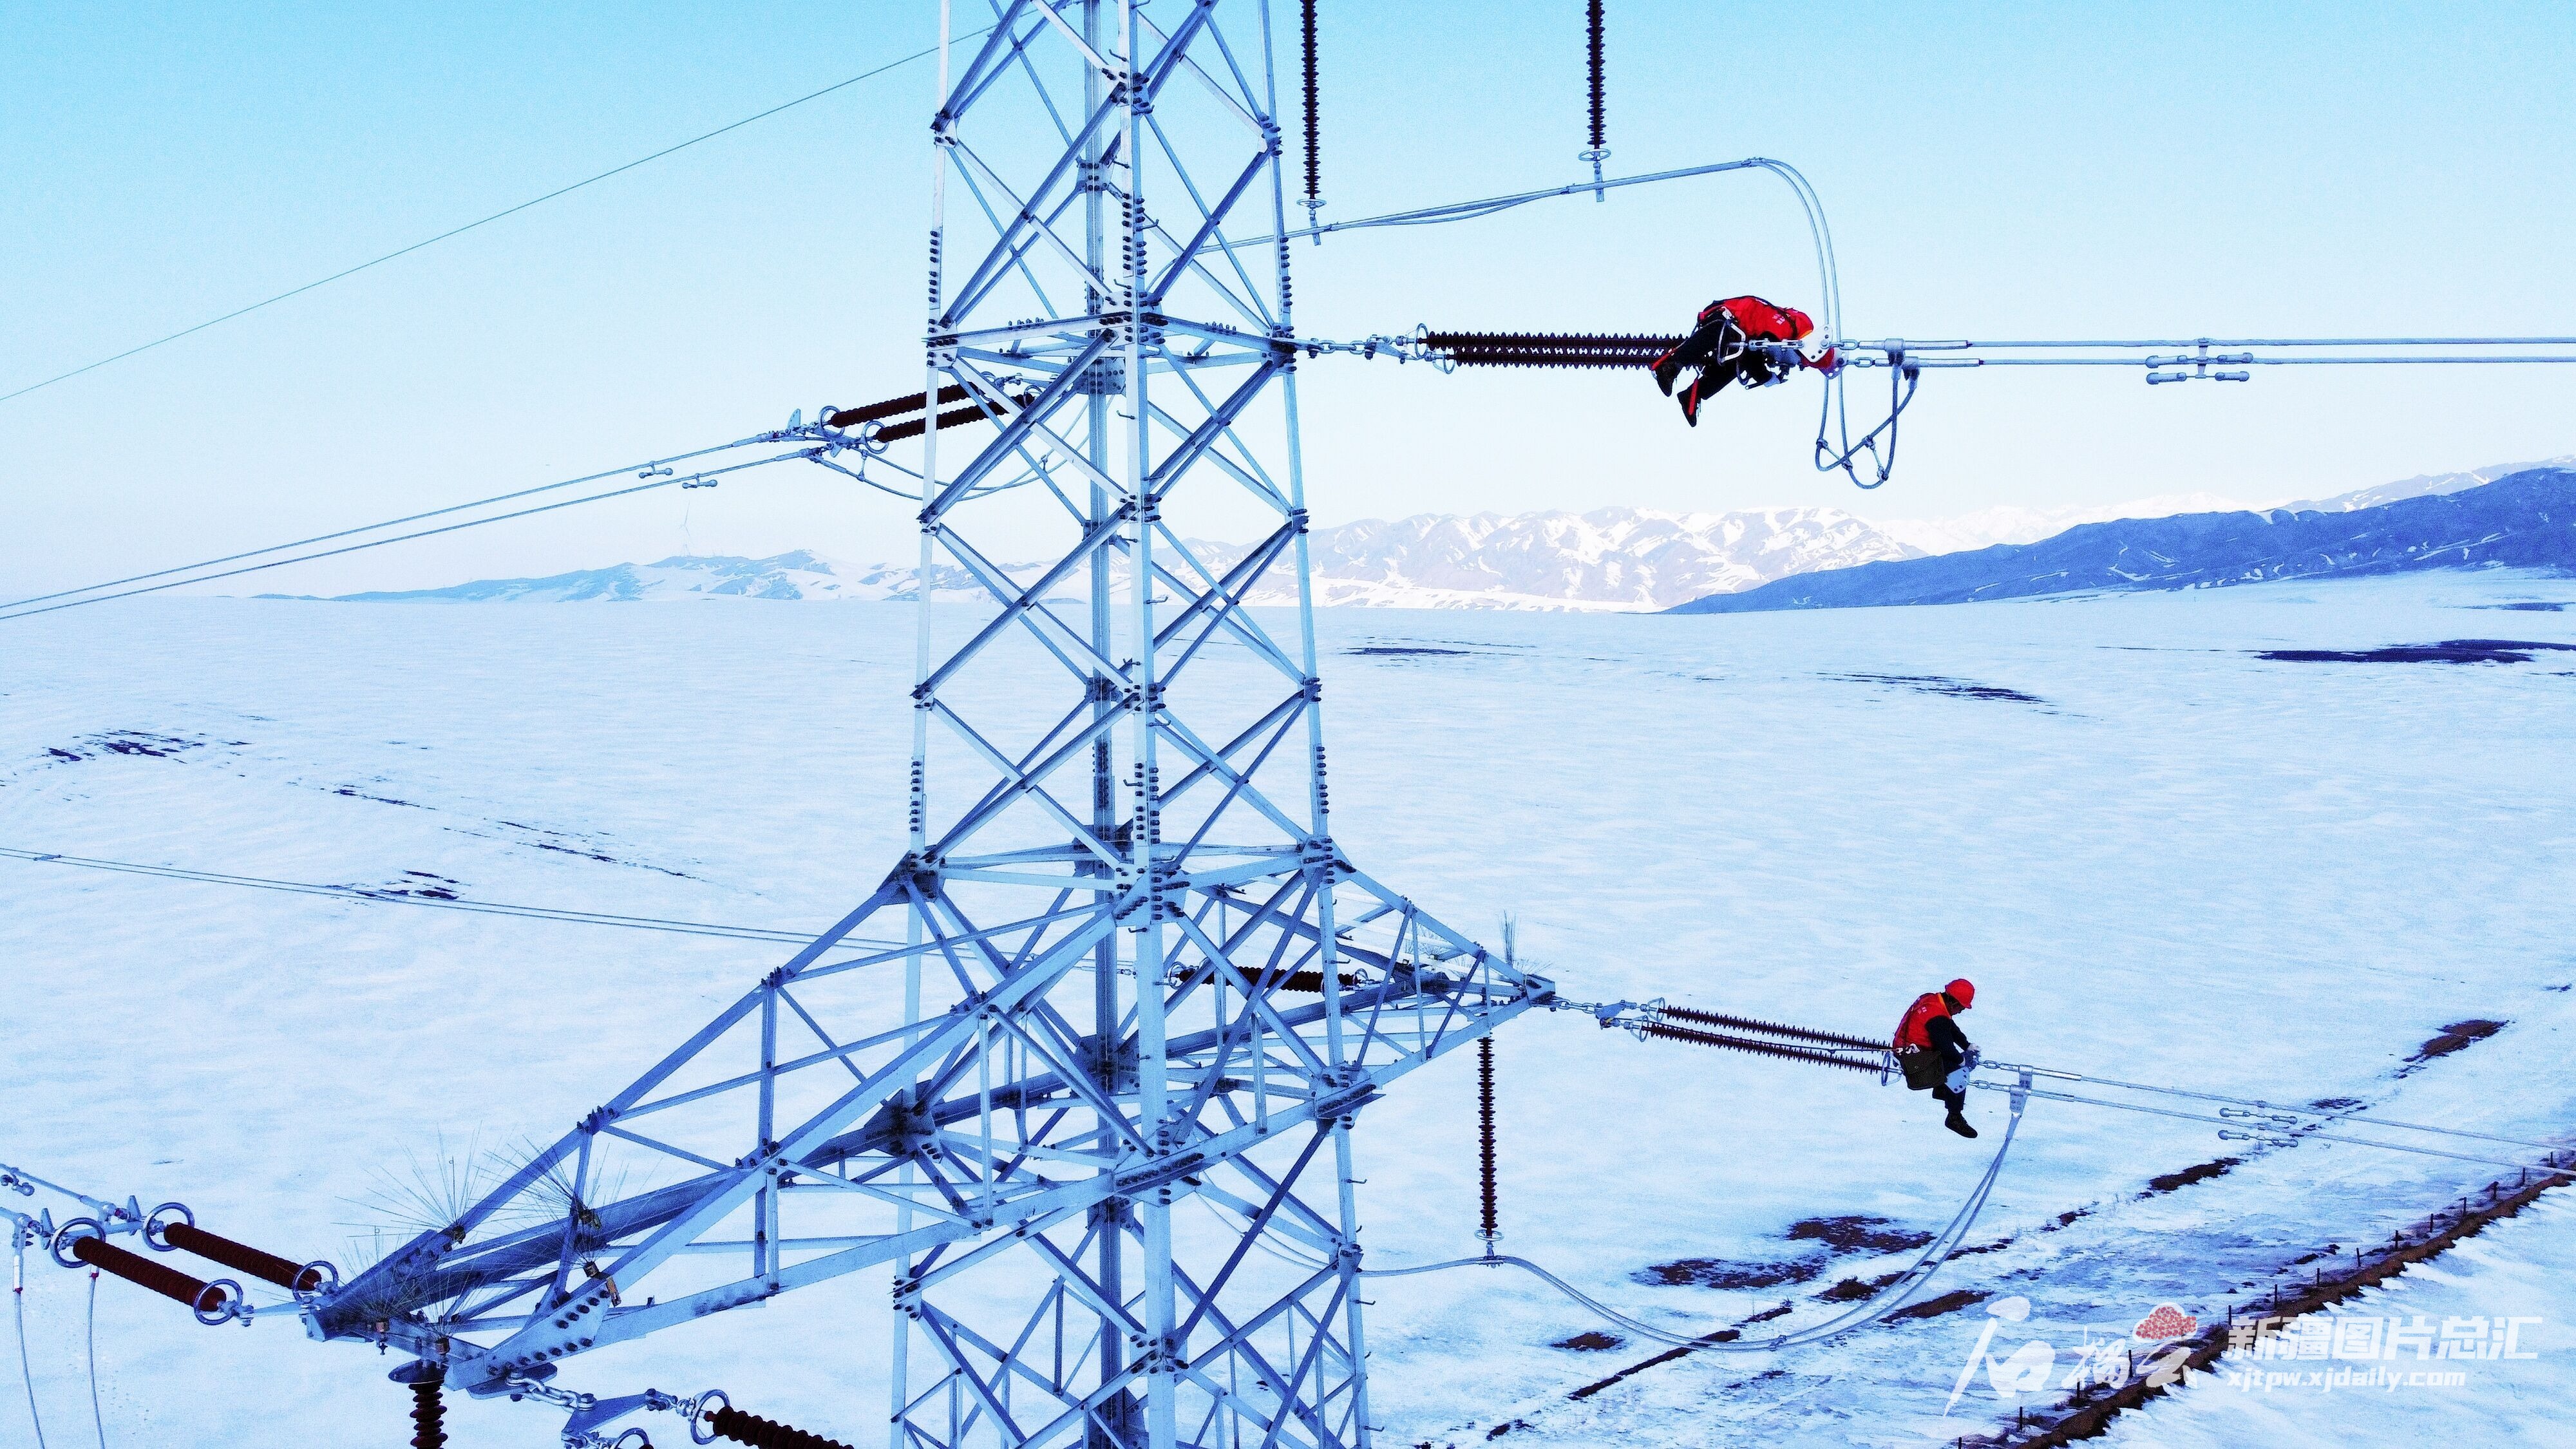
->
[1586, 0, 1606, 152]
[1301, 0, 1321, 212]
[1641, 1021, 1888, 1074]
[408, 1370, 445, 1449]
[1657, 1005, 1886, 1052]
[1421, 330, 1678, 368]
[1477, 1035, 1499, 1247]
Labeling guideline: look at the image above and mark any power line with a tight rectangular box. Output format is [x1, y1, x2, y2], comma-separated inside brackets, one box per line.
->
[0, 435, 778, 614]
[1977, 1081, 2542, 1172]
[0, 846, 899, 951]
[0, 32, 984, 410]
[0, 446, 813, 624]
[2, 377, 1035, 624]
[1976, 1059, 2564, 1154]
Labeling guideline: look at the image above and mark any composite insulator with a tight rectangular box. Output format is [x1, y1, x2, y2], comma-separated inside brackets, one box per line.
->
[874, 391, 1037, 444]
[824, 385, 969, 430]
[1420, 331, 1679, 370]
[1476, 1035, 1498, 1244]
[406, 1367, 447, 1449]
[1585, 0, 1607, 153]
[1656, 1005, 1886, 1053]
[1267, 970, 1360, 994]
[156, 1219, 328, 1293]
[65, 1233, 238, 1323]
[708, 1405, 859, 1449]
[1642, 1021, 1888, 1075]
[1300, 0, 1321, 206]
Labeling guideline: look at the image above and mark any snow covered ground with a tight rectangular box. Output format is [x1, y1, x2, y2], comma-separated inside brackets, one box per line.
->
[5, 570, 2574, 1448]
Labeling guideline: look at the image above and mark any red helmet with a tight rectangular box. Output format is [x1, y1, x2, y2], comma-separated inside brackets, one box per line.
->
[1945, 978, 1976, 1009]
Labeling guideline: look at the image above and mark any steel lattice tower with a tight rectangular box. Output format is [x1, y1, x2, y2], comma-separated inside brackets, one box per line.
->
[307, 6, 1545, 1447]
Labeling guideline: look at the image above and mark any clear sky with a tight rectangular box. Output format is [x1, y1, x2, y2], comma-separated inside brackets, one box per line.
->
[4, 1, 2571, 597]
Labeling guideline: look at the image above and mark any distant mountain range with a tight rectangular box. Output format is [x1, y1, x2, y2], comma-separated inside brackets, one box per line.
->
[1857, 455, 2575, 556]
[281, 506, 1926, 612]
[294, 551, 960, 604]
[272, 455, 2571, 612]
[1669, 467, 2576, 614]
[1228, 507, 1918, 610]
[1869, 492, 2252, 557]
[2279, 455, 2573, 514]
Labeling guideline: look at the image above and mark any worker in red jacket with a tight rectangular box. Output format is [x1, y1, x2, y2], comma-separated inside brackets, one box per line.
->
[1649, 295, 1835, 426]
[1894, 978, 1981, 1138]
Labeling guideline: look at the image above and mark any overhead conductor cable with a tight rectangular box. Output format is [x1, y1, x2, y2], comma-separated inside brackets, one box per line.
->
[0, 377, 1034, 625]
[1370, 1070, 2032, 1350]
[0, 31, 994, 410]
[11, 1213, 46, 1449]
[0, 446, 816, 624]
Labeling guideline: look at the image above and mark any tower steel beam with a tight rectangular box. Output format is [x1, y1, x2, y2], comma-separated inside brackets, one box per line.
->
[305, 6, 1546, 1446]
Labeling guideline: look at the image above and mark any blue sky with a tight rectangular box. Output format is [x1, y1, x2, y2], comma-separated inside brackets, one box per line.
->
[4, 1, 2571, 596]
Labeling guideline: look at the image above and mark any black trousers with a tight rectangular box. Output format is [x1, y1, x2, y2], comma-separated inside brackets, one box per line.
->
[1669, 315, 1748, 396]
[1927, 1043, 1965, 1112]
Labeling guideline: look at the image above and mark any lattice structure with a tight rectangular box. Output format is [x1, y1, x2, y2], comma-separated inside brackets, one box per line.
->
[306, 6, 1546, 1447]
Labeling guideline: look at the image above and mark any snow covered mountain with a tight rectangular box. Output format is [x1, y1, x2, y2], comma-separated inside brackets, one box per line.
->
[2277, 454, 2576, 513]
[1229, 506, 1922, 611]
[275, 459, 2575, 612]
[1869, 493, 2253, 556]
[1672, 466, 2576, 614]
[285, 551, 974, 603]
[1862, 455, 2576, 555]
[290, 507, 1924, 612]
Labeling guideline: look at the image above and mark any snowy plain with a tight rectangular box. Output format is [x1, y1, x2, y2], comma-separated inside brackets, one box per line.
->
[4, 570, 2575, 1448]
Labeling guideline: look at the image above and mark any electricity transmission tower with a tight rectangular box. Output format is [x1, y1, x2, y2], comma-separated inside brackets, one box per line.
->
[309, 5, 1545, 1447]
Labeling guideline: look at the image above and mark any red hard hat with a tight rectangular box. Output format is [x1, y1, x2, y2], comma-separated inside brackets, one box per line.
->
[1945, 978, 1976, 1009]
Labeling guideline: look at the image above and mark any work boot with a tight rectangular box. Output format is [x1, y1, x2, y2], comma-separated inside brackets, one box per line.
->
[1944, 1110, 1979, 1139]
[1651, 346, 1686, 396]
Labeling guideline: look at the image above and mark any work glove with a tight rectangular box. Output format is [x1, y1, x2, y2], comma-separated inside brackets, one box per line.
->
[1944, 1044, 1982, 1095]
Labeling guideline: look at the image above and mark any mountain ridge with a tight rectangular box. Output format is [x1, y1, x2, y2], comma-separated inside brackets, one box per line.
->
[1667, 468, 2576, 614]
[275, 505, 1924, 612]
[257, 456, 2573, 611]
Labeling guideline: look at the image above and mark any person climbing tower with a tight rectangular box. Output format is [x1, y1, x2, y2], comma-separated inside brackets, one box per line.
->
[1648, 294, 1833, 425]
[1894, 978, 1981, 1138]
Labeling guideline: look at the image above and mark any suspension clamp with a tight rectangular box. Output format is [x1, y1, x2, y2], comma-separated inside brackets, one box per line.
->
[2145, 340, 2255, 384]
[2220, 1106, 2302, 1128]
